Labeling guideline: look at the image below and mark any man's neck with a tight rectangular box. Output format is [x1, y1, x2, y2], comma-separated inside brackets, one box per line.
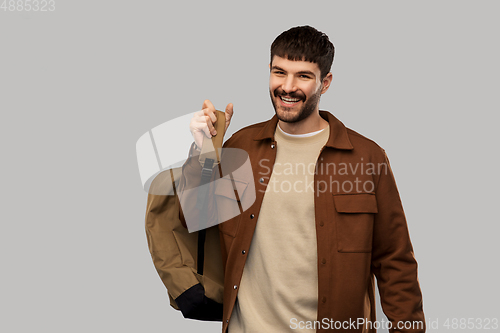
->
[278, 111, 329, 135]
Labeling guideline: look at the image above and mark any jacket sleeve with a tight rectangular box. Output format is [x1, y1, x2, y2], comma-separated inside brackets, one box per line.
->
[371, 151, 426, 333]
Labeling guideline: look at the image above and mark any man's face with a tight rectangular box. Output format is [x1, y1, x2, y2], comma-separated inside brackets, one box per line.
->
[269, 56, 328, 123]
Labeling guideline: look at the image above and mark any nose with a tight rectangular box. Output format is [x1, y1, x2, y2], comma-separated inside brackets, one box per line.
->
[281, 75, 297, 94]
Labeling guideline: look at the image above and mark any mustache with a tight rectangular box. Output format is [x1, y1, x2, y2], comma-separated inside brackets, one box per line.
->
[274, 88, 305, 100]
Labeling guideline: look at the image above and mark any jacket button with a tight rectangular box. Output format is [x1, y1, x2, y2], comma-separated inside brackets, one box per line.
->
[242, 250, 246, 254]
[233, 285, 238, 290]
[271, 144, 275, 149]
[322, 297, 327, 303]
[250, 214, 255, 219]
[259, 178, 264, 183]
[319, 221, 324, 227]
[226, 319, 229, 323]
[321, 258, 326, 264]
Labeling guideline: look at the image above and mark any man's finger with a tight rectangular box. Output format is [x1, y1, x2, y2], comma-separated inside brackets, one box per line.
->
[202, 99, 216, 113]
[225, 103, 234, 132]
[202, 107, 217, 124]
[193, 116, 216, 135]
[202, 125, 212, 139]
[205, 115, 217, 134]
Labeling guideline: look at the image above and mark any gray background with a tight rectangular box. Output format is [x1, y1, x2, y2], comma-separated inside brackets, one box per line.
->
[1, 1, 499, 332]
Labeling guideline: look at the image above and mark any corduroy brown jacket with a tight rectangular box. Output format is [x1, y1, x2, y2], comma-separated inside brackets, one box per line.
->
[179, 110, 425, 333]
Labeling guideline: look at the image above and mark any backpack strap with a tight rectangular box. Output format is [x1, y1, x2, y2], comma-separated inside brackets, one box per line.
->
[196, 110, 226, 210]
[196, 110, 226, 275]
[198, 110, 225, 168]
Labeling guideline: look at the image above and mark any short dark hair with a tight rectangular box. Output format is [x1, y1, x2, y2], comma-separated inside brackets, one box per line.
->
[270, 25, 335, 80]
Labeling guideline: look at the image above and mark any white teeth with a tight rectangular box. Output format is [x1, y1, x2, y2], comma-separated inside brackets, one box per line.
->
[281, 96, 300, 104]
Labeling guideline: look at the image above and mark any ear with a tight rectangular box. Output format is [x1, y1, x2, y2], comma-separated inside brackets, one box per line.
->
[320, 72, 333, 94]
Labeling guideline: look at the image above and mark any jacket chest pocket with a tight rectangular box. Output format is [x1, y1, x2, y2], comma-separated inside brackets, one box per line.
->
[333, 193, 378, 253]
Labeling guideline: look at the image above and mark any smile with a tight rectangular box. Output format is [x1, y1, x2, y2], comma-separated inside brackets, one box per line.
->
[279, 96, 301, 107]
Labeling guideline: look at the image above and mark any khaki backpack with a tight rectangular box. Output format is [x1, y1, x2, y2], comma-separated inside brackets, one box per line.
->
[144, 110, 227, 321]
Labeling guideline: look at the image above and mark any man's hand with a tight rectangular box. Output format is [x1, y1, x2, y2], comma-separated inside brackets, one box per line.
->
[189, 100, 234, 150]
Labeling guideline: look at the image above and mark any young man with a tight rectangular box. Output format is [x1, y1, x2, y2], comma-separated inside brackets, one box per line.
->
[185, 26, 425, 333]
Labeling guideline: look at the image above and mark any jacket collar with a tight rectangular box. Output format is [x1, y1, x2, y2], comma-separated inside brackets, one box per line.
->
[254, 110, 354, 150]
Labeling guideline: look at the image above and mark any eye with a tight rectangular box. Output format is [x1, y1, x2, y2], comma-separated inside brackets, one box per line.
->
[300, 74, 311, 79]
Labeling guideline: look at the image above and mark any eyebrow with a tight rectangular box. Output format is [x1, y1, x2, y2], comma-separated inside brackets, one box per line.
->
[271, 66, 316, 77]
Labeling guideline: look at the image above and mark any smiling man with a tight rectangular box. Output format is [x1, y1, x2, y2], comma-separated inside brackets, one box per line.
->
[269, 56, 330, 132]
[183, 26, 425, 333]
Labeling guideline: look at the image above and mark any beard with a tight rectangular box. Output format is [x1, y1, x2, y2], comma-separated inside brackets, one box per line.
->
[270, 86, 322, 123]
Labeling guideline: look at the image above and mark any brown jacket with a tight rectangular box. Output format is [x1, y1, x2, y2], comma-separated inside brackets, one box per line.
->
[179, 110, 425, 333]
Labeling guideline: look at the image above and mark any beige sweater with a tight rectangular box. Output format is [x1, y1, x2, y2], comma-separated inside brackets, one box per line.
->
[229, 123, 330, 332]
